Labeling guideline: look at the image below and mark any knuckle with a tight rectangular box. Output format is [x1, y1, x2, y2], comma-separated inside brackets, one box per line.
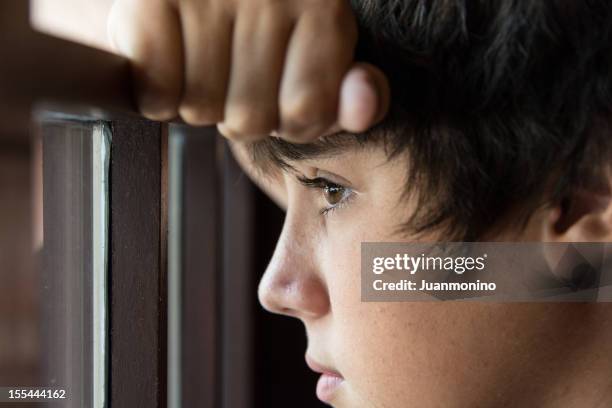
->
[224, 104, 278, 138]
[217, 123, 262, 142]
[137, 87, 179, 120]
[140, 103, 178, 122]
[135, 74, 181, 121]
[281, 90, 336, 131]
[179, 93, 225, 125]
[179, 105, 224, 126]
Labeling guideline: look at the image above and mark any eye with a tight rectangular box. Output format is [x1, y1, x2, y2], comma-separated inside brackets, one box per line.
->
[323, 184, 346, 206]
[297, 176, 355, 215]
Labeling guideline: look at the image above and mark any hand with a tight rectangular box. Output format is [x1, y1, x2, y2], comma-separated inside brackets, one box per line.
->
[107, 0, 390, 142]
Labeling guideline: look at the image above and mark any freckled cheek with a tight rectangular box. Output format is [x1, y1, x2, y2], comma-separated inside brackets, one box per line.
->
[317, 207, 452, 404]
[322, 242, 482, 406]
[316, 235, 417, 404]
[327, 302, 464, 406]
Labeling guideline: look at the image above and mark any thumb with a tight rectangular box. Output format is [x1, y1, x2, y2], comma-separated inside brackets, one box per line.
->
[338, 62, 390, 133]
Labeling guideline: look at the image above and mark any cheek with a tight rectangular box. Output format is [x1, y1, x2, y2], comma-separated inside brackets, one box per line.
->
[320, 226, 584, 407]
[319, 204, 396, 320]
[327, 303, 494, 406]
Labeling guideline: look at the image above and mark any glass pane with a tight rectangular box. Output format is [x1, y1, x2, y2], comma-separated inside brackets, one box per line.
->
[0, 114, 109, 407]
[167, 126, 256, 408]
[40, 117, 109, 408]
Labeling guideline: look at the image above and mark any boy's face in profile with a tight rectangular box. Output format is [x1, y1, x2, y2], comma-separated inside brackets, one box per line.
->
[232, 141, 612, 407]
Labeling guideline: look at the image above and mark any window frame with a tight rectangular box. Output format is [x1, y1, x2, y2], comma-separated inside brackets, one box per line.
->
[0, 2, 256, 407]
[1, 1, 260, 405]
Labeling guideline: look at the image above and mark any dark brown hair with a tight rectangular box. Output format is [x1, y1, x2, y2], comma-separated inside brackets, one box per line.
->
[253, 0, 612, 240]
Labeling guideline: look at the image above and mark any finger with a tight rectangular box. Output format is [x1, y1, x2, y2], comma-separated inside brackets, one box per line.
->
[293, 63, 389, 141]
[278, 5, 357, 143]
[108, 0, 183, 120]
[312, 63, 390, 139]
[338, 62, 390, 133]
[220, 3, 295, 141]
[178, 0, 232, 125]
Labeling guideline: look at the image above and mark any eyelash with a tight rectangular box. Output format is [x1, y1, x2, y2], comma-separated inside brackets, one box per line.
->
[297, 176, 355, 216]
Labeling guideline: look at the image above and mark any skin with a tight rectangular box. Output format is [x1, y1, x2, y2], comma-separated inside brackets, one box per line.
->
[230, 141, 612, 408]
[107, 1, 612, 406]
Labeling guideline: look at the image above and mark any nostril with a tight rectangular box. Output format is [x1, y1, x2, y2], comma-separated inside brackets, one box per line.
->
[279, 306, 297, 316]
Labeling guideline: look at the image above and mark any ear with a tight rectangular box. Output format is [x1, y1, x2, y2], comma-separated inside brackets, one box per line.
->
[543, 187, 612, 242]
[533, 186, 612, 299]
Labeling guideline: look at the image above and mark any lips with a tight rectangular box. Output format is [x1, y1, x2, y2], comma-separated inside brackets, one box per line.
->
[305, 355, 345, 404]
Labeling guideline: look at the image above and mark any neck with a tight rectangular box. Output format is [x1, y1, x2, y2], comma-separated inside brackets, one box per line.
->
[536, 305, 612, 408]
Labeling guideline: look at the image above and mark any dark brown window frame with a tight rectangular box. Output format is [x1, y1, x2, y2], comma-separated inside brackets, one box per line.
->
[0, 2, 255, 407]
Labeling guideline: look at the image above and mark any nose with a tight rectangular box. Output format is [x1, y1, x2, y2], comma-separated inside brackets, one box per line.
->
[258, 215, 330, 321]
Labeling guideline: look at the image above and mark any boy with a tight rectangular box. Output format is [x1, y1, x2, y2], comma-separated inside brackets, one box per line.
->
[110, 1, 612, 406]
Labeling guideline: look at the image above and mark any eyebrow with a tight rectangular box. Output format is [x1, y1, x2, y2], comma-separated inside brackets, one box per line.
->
[246, 132, 378, 173]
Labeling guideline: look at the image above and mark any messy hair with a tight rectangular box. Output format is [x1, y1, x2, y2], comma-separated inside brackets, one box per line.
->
[253, 0, 612, 240]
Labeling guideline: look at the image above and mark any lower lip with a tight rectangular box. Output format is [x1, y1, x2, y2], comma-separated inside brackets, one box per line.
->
[316, 373, 344, 404]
